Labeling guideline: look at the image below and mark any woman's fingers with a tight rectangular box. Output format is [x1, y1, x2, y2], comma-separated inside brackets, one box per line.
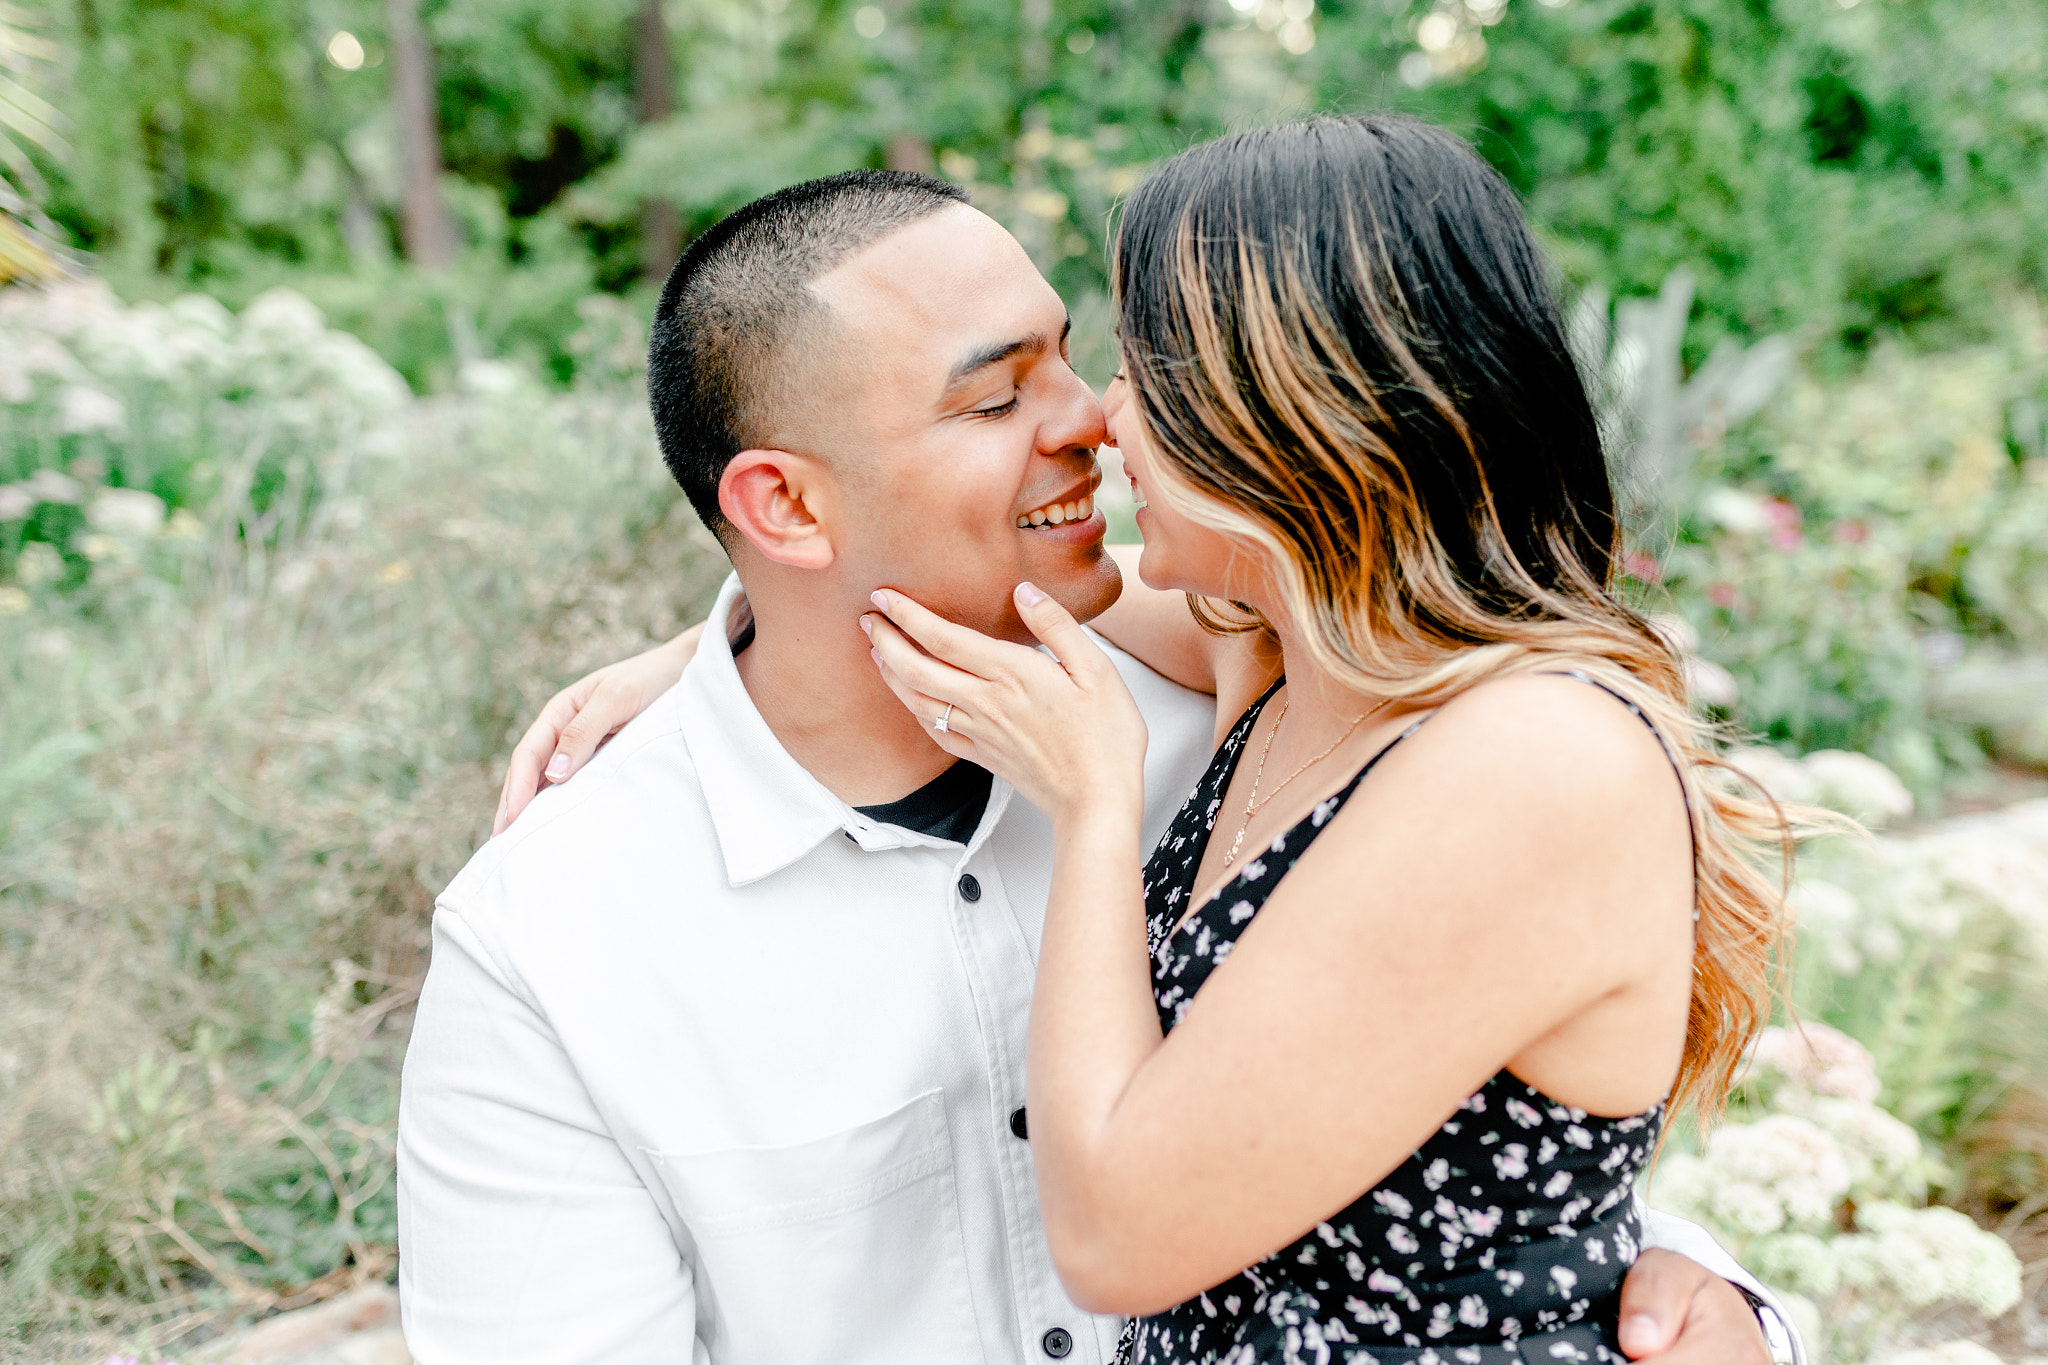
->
[496, 684, 592, 834]
[1013, 581, 1107, 676]
[546, 677, 639, 772]
[865, 612, 988, 706]
[865, 621, 984, 760]
[870, 588, 1035, 678]
[494, 624, 705, 836]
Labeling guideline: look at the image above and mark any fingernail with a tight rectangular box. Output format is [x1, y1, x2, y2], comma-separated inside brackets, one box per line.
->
[1016, 581, 1048, 608]
[870, 648, 882, 665]
[858, 615, 873, 636]
[870, 589, 890, 610]
[1618, 1314, 1659, 1353]
[545, 754, 570, 780]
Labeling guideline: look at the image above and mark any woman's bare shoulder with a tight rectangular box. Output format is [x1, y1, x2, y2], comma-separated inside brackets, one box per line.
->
[1413, 671, 1676, 788]
[1320, 670, 1692, 885]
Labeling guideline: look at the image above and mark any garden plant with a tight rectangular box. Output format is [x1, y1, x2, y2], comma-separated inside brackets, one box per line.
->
[1, 0, 2047, 1360]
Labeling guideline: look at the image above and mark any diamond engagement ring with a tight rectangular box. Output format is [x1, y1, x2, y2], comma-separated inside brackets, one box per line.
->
[934, 703, 955, 733]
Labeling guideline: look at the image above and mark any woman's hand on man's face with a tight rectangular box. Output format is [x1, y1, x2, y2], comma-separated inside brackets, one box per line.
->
[863, 583, 1148, 831]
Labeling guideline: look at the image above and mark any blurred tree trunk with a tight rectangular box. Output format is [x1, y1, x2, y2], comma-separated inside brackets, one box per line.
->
[1009, 0, 1054, 266]
[886, 135, 934, 175]
[1020, 0, 1052, 88]
[634, 0, 680, 280]
[389, 0, 455, 268]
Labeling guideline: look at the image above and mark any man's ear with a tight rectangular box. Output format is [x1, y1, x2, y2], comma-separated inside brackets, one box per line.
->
[718, 450, 838, 570]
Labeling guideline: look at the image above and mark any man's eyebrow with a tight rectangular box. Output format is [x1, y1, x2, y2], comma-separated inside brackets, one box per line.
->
[943, 315, 1074, 392]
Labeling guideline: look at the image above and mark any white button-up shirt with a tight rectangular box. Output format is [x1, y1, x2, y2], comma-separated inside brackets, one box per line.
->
[398, 573, 1792, 1365]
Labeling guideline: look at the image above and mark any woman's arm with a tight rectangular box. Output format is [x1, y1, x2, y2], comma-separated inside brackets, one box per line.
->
[1023, 675, 1693, 1312]
[498, 541, 1262, 831]
[865, 590, 1692, 1316]
[494, 624, 703, 833]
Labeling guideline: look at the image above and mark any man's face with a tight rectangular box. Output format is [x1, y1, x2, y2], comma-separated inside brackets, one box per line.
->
[789, 205, 1120, 643]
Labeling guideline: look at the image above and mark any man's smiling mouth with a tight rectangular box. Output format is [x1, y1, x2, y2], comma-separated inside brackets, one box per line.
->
[1016, 493, 1096, 529]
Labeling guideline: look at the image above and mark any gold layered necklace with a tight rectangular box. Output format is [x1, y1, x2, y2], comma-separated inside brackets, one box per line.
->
[1217, 689, 1395, 873]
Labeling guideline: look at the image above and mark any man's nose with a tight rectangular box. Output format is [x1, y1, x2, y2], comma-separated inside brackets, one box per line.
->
[1039, 367, 1109, 455]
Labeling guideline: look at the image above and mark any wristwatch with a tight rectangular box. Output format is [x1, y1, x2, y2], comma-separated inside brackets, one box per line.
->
[1734, 1285, 1799, 1365]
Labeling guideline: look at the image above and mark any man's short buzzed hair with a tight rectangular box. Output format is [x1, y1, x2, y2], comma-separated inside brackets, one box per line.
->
[647, 169, 971, 538]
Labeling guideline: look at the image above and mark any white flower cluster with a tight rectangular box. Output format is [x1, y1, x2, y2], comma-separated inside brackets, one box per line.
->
[1653, 1113, 1850, 1235]
[1724, 743, 1916, 828]
[1835, 1202, 2022, 1321]
[1795, 798, 2048, 977]
[1749, 1021, 1883, 1105]
[0, 280, 406, 429]
[1, 280, 410, 581]
[1650, 1022, 2023, 1360]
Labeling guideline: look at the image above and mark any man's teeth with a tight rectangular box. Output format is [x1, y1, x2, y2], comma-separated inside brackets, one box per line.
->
[1016, 495, 1094, 529]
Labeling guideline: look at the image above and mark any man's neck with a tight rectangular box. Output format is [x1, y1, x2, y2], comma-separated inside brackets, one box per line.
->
[733, 593, 958, 808]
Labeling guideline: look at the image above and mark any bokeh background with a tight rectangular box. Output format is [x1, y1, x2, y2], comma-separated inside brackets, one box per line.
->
[2, 0, 2047, 1361]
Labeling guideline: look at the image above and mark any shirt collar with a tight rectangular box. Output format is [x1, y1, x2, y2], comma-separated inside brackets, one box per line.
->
[676, 574, 1013, 888]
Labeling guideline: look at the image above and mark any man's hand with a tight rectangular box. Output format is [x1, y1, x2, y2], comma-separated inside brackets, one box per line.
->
[1617, 1249, 1772, 1363]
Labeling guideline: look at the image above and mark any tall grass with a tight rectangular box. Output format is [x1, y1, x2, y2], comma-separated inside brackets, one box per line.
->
[0, 292, 726, 1355]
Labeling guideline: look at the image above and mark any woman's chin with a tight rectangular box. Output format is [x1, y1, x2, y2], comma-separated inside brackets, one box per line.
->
[1133, 534, 1180, 595]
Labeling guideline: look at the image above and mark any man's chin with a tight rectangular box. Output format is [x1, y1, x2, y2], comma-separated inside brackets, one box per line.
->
[1056, 544, 1123, 625]
[992, 544, 1122, 644]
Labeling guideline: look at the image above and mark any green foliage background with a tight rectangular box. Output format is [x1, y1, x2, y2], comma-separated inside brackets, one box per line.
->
[5, 0, 2048, 1353]
[24, 0, 2048, 385]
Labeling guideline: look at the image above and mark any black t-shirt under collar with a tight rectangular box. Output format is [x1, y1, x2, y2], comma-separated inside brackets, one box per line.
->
[854, 760, 994, 846]
[734, 617, 993, 844]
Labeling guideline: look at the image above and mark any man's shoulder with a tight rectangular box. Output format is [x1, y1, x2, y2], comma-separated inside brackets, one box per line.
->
[439, 682, 710, 931]
[1090, 628, 1216, 750]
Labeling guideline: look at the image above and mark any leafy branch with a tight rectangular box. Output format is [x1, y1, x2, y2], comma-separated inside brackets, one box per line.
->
[0, 0, 68, 282]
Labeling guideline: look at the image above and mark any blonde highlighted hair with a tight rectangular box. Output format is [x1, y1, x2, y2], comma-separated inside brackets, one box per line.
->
[1114, 114, 1812, 1130]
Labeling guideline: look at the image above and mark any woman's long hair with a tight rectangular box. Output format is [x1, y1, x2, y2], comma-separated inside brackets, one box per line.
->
[1113, 113, 1807, 1130]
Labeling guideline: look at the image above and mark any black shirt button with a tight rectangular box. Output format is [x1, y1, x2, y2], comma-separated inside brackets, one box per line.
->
[957, 873, 982, 902]
[1009, 1106, 1028, 1140]
[1041, 1327, 1074, 1359]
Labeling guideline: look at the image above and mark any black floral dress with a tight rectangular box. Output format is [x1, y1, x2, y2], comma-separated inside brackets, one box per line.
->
[1119, 681, 1665, 1365]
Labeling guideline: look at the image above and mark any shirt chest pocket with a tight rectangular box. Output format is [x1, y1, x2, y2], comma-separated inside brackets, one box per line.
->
[644, 1089, 984, 1365]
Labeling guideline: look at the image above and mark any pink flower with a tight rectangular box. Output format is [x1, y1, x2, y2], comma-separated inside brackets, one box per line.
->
[1832, 520, 1869, 544]
[1762, 498, 1802, 529]
[1769, 526, 1803, 550]
[1707, 584, 1739, 609]
[1623, 553, 1664, 583]
[1750, 1022, 1880, 1103]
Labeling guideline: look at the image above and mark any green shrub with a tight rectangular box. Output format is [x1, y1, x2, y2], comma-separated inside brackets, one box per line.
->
[0, 282, 408, 596]
[0, 286, 726, 1351]
[1611, 301, 2048, 796]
